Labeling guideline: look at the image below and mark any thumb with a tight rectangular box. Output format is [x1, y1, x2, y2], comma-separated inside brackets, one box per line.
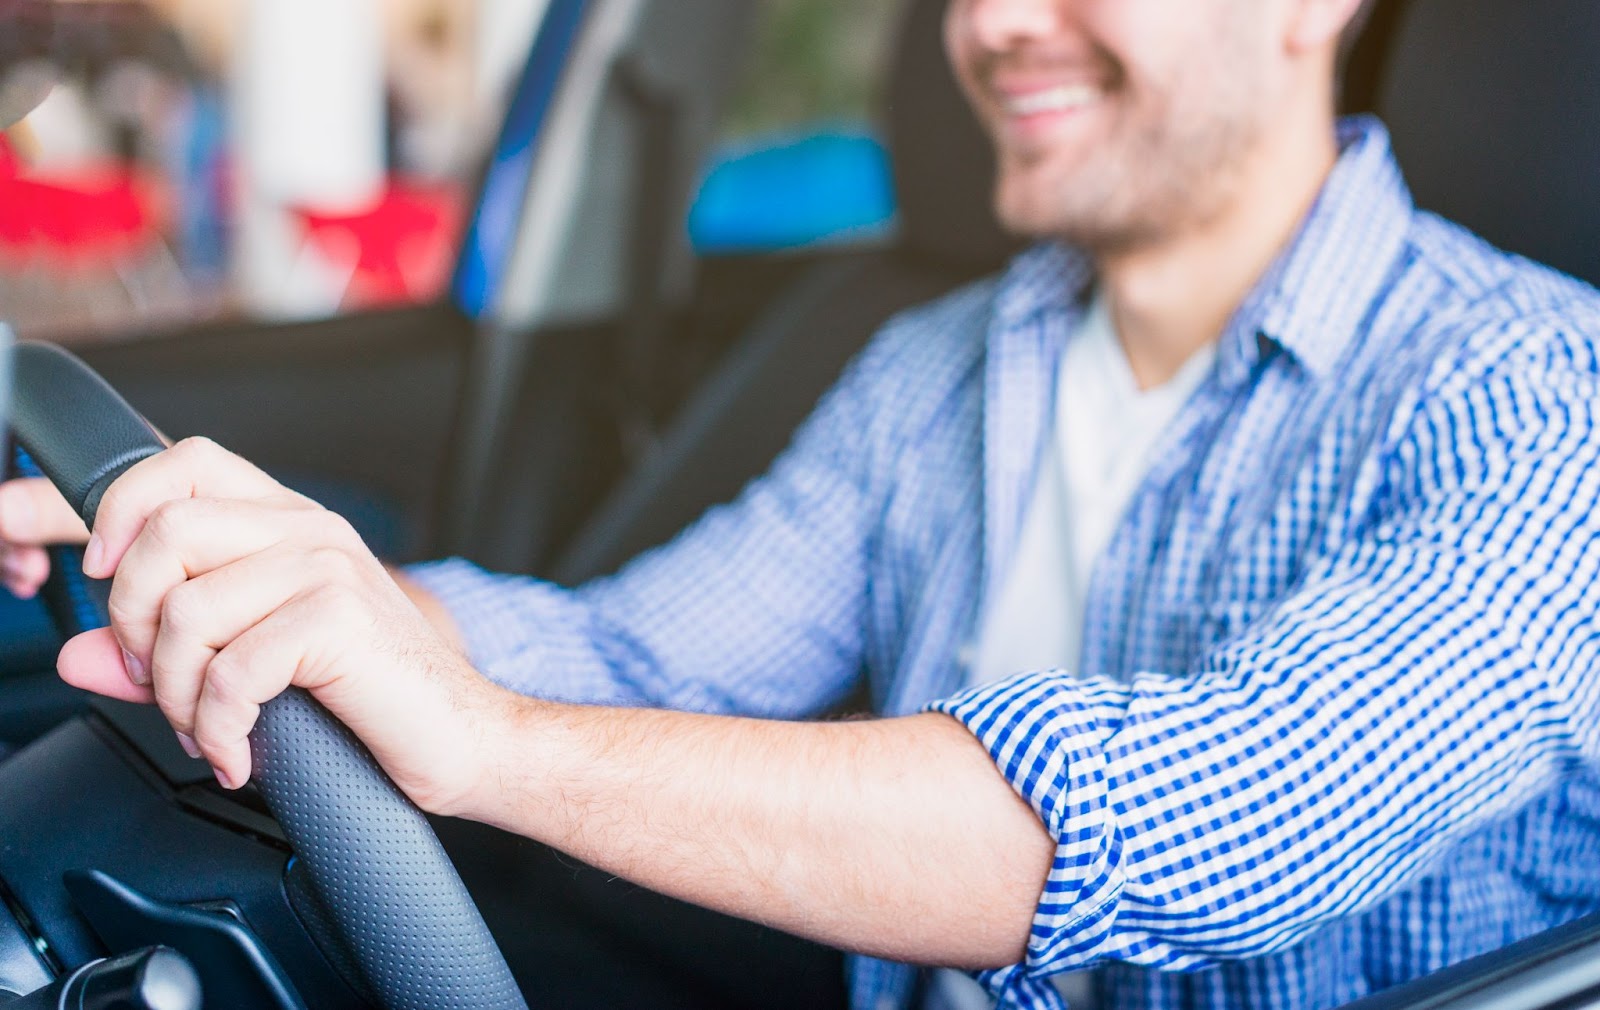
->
[58, 628, 156, 704]
[0, 478, 90, 546]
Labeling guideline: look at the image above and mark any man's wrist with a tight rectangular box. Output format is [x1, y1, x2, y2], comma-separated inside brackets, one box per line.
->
[388, 566, 467, 654]
[445, 683, 552, 827]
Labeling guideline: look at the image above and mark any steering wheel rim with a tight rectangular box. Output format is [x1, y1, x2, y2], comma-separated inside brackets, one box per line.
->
[12, 341, 529, 1010]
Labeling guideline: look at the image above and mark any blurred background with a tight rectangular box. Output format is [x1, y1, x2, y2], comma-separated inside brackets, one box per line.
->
[0, 0, 900, 342]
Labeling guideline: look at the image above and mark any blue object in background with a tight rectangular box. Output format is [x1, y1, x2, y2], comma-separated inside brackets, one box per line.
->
[174, 87, 231, 283]
[689, 127, 897, 253]
[0, 586, 62, 672]
[453, 0, 592, 319]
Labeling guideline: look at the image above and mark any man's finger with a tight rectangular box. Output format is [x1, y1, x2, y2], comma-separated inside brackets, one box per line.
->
[0, 478, 90, 546]
[105, 497, 321, 675]
[84, 437, 294, 579]
[192, 591, 348, 790]
[145, 543, 331, 738]
[1, 544, 50, 599]
[57, 627, 157, 704]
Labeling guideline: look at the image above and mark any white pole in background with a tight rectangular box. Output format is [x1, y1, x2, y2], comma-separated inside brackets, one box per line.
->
[476, 0, 551, 105]
[233, 0, 386, 316]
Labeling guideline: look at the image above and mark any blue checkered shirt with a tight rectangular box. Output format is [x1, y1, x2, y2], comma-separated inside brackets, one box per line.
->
[411, 117, 1600, 1010]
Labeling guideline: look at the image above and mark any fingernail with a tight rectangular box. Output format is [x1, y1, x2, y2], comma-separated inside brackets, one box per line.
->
[214, 767, 236, 790]
[82, 534, 104, 576]
[121, 648, 147, 686]
[175, 731, 201, 760]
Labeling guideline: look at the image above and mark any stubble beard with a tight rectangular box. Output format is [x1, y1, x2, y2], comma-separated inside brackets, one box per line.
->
[992, 33, 1269, 257]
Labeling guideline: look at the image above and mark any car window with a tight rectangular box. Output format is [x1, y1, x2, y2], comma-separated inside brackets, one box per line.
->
[0, 0, 526, 344]
[689, 0, 902, 254]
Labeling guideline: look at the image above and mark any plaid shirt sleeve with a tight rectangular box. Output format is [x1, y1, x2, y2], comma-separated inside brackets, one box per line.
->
[404, 311, 931, 717]
[932, 321, 1600, 997]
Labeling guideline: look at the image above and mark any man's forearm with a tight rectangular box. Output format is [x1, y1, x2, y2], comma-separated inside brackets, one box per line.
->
[376, 564, 1054, 967]
[464, 698, 1055, 969]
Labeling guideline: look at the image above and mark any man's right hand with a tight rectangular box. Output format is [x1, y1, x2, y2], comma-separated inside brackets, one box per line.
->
[0, 477, 91, 599]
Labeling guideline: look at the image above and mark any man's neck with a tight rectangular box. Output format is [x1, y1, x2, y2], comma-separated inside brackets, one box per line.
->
[1096, 115, 1340, 391]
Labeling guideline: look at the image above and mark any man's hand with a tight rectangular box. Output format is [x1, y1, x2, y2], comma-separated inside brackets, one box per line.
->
[54, 437, 504, 814]
[0, 477, 91, 598]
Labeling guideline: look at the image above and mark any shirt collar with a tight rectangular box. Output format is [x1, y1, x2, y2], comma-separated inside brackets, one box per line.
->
[992, 240, 1093, 334]
[1234, 115, 1414, 381]
[992, 115, 1416, 384]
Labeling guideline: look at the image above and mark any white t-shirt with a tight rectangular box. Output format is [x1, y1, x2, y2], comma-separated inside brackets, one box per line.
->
[929, 295, 1215, 1010]
[972, 292, 1216, 686]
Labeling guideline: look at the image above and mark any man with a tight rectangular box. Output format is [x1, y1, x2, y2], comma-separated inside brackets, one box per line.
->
[3, 1, 1599, 1008]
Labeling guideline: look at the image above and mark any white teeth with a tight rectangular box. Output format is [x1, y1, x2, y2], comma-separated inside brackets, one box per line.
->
[1003, 84, 1101, 117]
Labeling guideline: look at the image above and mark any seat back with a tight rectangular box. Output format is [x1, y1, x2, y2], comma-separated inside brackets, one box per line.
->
[1377, 0, 1600, 287]
[550, 0, 1017, 583]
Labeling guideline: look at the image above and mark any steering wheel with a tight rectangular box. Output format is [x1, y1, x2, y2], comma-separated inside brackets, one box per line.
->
[11, 342, 530, 1010]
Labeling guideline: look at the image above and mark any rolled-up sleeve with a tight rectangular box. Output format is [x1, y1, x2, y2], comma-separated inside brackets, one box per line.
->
[931, 340, 1600, 996]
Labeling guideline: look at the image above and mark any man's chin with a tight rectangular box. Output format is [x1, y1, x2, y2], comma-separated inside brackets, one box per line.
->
[994, 190, 1110, 245]
[993, 165, 1122, 240]
[994, 198, 1166, 257]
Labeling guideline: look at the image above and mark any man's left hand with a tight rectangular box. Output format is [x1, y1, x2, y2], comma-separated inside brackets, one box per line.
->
[56, 436, 503, 816]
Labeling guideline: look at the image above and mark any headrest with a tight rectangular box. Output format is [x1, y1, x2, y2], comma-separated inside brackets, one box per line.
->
[1378, 0, 1600, 287]
[881, 0, 1022, 272]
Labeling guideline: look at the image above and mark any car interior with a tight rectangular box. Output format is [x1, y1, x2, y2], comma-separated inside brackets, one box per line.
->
[0, 0, 1595, 1006]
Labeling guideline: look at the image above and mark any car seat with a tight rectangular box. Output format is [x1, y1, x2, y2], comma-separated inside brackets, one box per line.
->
[549, 0, 1020, 584]
[1373, 0, 1600, 288]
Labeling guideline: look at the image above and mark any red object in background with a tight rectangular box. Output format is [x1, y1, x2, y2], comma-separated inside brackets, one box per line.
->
[0, 134, 166, 270]
[296, 180, 465, 308]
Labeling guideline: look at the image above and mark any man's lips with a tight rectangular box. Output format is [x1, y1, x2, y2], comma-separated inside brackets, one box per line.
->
[996, 82, 1103, 118]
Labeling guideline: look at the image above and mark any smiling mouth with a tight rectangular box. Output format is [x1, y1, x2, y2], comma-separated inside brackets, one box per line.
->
[999, 83, 1103, 118]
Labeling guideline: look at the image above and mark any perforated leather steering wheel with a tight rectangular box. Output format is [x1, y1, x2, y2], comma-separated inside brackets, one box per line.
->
[11, 342, 530, 1010]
